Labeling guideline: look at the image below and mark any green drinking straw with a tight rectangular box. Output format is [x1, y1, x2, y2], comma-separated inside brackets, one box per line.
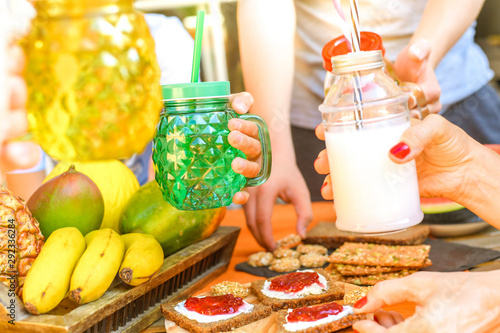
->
[190, 10, 205, 83]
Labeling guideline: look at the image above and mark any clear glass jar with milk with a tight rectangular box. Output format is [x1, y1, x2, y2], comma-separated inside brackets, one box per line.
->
[319, 50, 423, 233]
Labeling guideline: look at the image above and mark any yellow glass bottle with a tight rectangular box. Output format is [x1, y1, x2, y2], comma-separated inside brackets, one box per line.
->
[23, 0, 161, 161]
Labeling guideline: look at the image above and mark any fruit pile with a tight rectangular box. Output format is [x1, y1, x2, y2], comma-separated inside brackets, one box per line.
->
[0, 163, 226, 315]
[23, 227, 164, 314]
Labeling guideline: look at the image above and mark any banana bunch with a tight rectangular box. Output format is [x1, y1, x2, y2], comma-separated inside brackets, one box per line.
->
[69, 228, 125, 304]
[23, 227, 86, 314]
[22, 228, 165, 313]
[119, 233, 164, 286]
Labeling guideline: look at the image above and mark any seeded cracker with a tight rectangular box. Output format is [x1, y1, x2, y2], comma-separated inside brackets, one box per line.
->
[334, 264, 404, 276]
[343, 270, 417, 286]
[343, 286, 372, 304]
[211, 281, 249, 298]
[328, 242, 431, 267]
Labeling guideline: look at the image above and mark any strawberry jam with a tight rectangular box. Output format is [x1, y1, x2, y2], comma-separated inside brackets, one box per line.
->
[287, 302, 344, 322]
[184, 294, 244, 316]
[269, 271, 324, 293]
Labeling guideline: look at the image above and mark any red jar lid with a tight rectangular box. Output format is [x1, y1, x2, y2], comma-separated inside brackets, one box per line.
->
[322, 31, 385, 72]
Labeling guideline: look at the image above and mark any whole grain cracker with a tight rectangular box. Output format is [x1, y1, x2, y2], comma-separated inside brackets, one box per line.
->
[274, 248, 300, 259]
[328, 242, 430, 267]
[276, 234, 302, 249]
[299, 253, 328, 268]
[343, 286, 372, 304]
[344, 270, 417, 286]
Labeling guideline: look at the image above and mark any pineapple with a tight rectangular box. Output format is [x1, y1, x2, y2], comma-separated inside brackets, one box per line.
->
[0, 186, 45, 298]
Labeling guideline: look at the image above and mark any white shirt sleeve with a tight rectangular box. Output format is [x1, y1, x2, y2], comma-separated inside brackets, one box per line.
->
[144, 13, 194, 85]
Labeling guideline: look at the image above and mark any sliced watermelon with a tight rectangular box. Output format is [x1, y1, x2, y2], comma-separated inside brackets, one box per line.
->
[420, 197, 464, 214]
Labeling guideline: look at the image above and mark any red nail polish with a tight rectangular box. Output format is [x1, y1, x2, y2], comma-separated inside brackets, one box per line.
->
[374, 316, 379, 324]
[354, 296, 367, 309]
[321, 181, 328, 191]
[390, 142, 410, 159]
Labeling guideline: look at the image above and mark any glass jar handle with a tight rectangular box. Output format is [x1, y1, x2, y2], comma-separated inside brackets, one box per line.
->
[237, 114, 272, 187]
[399, 82, 429, 119]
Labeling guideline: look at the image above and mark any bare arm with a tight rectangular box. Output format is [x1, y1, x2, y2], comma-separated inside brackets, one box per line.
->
[411, 0, 486, 68]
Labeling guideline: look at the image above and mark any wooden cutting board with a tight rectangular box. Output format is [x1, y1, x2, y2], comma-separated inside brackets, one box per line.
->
[163, 282, 371, 333]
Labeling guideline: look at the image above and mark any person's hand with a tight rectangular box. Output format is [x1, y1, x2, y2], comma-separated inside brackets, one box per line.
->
[243, 145, 313, 250]
[393, 39, 441, 115]
[351, 270, 500, 332]
[227, 92, 266, 205]
[315, 114, 487, 203]
[0, 44, 41, 173]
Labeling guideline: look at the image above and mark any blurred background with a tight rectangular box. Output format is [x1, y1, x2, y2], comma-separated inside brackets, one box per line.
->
[134, 0, 500, 93]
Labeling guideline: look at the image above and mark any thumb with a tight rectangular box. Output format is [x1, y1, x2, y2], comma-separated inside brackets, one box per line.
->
[389, 115, 446, 164]
[407, 39, 431, 62]
[353, 274, 429, 314]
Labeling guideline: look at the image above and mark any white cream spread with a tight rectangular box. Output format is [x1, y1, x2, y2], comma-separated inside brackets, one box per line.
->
[261, 270, 328, 299]
[174, 299, 254, 323]
[283, 305, 354, 332]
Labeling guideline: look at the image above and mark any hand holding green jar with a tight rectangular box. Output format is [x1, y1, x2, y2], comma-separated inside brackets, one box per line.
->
[153, 82, 272, 210]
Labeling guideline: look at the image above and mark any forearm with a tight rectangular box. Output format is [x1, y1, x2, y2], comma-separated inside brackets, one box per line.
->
[237, 0, 296, 153]
[411, 0, 485, 68]
[457, 144, 500, 229]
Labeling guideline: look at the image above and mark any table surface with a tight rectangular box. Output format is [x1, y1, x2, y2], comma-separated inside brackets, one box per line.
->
[143, 201, 500, 332]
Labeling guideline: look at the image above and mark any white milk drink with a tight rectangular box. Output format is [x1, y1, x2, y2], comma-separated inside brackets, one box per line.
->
[320, 51, 423, 233]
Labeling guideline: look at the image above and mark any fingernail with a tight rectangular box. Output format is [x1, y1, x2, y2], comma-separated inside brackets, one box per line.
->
[233, 133, 242, 144]
[321, 180, 328, 191]
[374, 316, 379, 324]
[354, 296, 367, 309]
[409, 43, 424, 61]
[315, 124, 321, 131]
[236, 159, 245, 170]
[390, 142, 410, 159]
[230, 119, 242, 131]
[233, 101, 248, 112]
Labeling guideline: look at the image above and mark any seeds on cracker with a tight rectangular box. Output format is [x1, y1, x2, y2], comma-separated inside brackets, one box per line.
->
[343, 286, 372, 304]
[335, 264, 404, 276]
[248, 251, 274, 267]
[344, 270, 417, 286]
[276, 234, 302, 249]
[299, 253, 328, 268]
[296, 244, 328, 255]
[328, 242, 431, 267]
[211, 281, 250, 298]
[273, 248, 300, 259]
[269, 257, 301, 273]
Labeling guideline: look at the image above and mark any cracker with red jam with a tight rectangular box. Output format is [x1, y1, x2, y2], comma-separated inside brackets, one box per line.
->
[250, 268, 344, 311]
[275, 301, 366, 333]
[161, 294, 271, 333]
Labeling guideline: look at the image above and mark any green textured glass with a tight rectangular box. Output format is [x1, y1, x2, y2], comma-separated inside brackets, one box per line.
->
[153, 97, 271, 210]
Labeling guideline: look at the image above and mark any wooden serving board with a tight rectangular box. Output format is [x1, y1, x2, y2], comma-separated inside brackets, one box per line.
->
[163, 282, 363, 333]
[0, 226, 240, 333]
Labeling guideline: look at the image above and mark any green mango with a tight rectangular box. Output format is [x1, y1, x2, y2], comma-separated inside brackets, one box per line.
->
[119, 181, 225, 257]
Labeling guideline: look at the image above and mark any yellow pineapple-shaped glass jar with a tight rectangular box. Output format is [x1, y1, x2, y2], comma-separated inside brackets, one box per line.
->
[23, 0, 161, 161]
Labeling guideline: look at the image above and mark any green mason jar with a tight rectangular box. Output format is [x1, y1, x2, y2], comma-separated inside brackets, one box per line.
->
[153, 81, 272, 210]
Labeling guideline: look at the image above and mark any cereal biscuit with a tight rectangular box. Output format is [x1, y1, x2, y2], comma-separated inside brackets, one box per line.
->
[211, 281, 250, 298]
[274, 248, 300, 259]
[248, 251, 274, 267]
[296, 244, 328, 255]
[276, 234, 302, 249]
[269, 258, 301, 273]
[344, 270, 417, 286]
[299, 253, 328, 268]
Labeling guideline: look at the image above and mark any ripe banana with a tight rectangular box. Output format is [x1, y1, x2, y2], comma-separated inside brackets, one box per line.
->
[119, 233, 164, 286]
[23, 227, 85, 314]
[69, 228, 124, 304]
